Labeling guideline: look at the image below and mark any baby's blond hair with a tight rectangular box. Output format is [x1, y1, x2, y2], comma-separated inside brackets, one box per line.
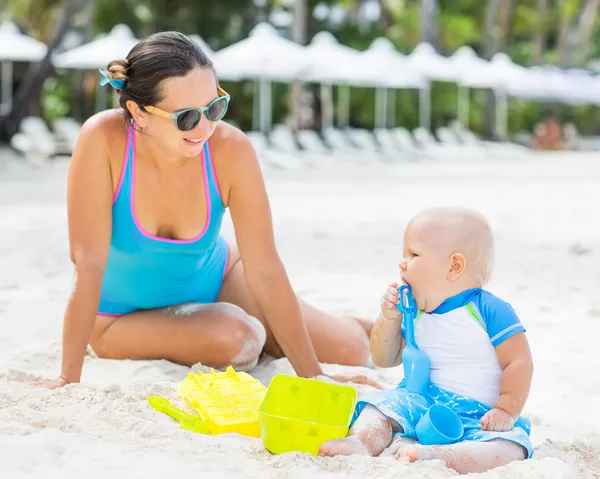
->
[413, 207, 495, 285]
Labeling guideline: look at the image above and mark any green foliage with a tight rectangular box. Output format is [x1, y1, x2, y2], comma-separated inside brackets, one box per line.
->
[41, 76, 70, 122]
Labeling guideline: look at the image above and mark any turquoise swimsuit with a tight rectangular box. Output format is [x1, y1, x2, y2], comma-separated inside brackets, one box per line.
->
[98, 127, 230, 316]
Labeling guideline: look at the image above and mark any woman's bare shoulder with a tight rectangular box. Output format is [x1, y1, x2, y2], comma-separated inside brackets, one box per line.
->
[69, 110, 130, 193]
[78, 109, 128, 144]
[207, 122, 262, 206]
[72, 109, 129, 170]
[209, 121, 255, 162]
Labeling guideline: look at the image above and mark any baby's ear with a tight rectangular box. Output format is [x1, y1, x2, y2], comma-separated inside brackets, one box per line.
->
[448, 253, 466, 280]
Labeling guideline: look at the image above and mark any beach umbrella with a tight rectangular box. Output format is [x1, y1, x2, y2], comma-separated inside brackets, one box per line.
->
[52, 24, 139, 113]
[189, 35, 214, 58]
[302, 31, 363, 128]
[302, 31, 362, 85]
[405, 43, 455, 129]
[459, 53, 536, 138]
[448, 46, 490, 126]
[406, 42, 455, 82]
[213, 22, 307, 82]
[52, 24, 139, 70]
[0, 21, 48, 113]
[360, 38, 427, 129]
[213, 23, 308, 132]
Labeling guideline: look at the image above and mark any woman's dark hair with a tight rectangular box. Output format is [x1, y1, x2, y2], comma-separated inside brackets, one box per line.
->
[105, 31, 214, 124]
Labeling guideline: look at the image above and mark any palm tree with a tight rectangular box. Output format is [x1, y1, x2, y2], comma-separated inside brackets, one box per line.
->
[420, 0, 438, 46]
[0, 0, 88, 141]
[574, 0, 600, 65]
[532, 0, 549, 63]
[290, 0, 307, 131]
[557, 0, 579, 67]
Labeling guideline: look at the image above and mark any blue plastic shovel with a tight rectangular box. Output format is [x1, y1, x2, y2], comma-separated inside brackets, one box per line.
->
[397, 285, 430, 394]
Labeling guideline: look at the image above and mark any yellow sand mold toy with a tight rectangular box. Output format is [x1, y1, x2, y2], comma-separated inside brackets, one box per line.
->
[148, 366, 266, 437]
[259, 374, 357, 455]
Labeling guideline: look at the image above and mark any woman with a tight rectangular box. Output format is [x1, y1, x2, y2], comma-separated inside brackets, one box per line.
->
[36, 31, 372, 389]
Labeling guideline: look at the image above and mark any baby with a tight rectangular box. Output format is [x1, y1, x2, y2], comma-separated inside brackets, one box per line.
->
[319, 207, 534, 474]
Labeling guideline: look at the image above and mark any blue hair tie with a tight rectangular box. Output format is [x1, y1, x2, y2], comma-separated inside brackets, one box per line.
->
[98, 68, 127, 90]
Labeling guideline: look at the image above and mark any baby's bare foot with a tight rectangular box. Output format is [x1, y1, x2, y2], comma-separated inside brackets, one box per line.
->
[319, 437, 369, 457]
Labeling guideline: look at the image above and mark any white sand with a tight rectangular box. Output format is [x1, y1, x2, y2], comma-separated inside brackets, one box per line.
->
[1, 150, 599, 478]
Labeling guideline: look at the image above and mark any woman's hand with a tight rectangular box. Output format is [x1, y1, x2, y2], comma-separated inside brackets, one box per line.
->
[31, 376, 70, 390]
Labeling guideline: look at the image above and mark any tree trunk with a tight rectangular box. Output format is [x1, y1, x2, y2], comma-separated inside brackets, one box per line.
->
[483, 0, 503, 138]
[557, 0, 579, 68]
[573, 0, 600, 64]
[420, 0, 439, 46]
[77, 0, 97, 121]
[483, 0, 503, 59]
[0, 0, 86, 141]
[532, 0, 549, 63]
[497, 0, 516, 52]
[378, 0, 394, 29]
[290, 0, 307, 132]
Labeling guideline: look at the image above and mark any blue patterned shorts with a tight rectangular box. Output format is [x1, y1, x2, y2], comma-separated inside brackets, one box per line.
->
[352, 381, 533, 458]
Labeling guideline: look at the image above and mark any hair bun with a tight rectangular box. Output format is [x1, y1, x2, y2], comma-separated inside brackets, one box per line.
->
[106, 59, 129, 81]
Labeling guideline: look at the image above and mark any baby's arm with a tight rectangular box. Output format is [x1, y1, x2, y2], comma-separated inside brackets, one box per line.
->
[370, 282, 406, 368]
[494, 332, 533, 416]
[477, 294, 534, 432]
[481, 332, 533, 431]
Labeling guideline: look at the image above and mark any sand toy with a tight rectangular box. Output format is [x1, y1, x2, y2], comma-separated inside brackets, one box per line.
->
[147, 366, 266, 437]
[147, 396, 209, 433]
[179, 366, 266, 437]
[259, 374, 357, 455]
[398, 285, 431, 394]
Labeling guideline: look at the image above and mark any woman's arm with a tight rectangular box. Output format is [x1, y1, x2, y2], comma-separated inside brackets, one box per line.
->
[52, 117, 114, 386]
[223, 131, 321, 378]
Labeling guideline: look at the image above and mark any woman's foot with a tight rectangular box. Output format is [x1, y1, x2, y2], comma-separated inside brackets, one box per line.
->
[318, 437, 369, 457]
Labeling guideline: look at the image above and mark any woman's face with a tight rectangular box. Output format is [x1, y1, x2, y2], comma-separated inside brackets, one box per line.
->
[138, 67, 220, 158]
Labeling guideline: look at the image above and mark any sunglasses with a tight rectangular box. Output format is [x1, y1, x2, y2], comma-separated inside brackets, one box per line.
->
[144, 87, 230, 132]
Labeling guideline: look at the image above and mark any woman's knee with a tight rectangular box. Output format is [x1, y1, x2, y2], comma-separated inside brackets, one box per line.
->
[332, 321, 371, 367]
[216, 303, 267, 371]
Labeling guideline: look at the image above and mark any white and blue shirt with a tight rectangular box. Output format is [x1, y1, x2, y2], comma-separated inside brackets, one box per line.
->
[402, 288, 526, 407]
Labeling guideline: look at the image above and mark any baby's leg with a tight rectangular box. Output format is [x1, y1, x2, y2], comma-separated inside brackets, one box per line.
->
[319, 405, 396, 457]
[394, 439, 527, 474]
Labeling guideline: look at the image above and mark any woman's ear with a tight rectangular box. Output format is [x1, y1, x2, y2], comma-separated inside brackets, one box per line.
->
[448, 253, 466, 280]
[125, 100, 149, 129]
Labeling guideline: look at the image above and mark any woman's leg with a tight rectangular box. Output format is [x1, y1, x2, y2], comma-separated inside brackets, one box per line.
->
[217, 247, 372, 366]
[90, 302, 267, 371]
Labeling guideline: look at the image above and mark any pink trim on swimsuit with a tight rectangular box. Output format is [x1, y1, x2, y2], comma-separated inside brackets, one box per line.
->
[206, 141, 223, 202]
[112, 128, 132, 204]
[129, 129, 212, 244]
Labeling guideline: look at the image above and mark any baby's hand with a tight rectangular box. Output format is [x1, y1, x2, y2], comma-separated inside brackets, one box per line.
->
[381, 282, 401, 320]
[480, 408, 515, 432]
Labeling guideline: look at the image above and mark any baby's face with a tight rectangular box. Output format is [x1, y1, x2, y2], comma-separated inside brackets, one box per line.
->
[399, 221, 453, 312]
